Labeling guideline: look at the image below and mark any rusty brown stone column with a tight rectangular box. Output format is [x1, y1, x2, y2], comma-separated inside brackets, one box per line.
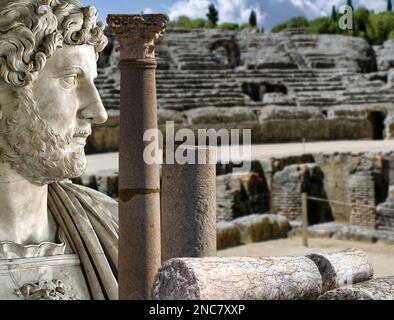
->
[108, 14, 167, 300]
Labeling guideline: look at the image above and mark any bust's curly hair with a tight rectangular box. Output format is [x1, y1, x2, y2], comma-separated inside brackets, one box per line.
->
[0, 0, 107, 87]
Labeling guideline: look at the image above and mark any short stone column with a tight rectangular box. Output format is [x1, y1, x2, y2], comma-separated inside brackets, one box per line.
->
[108, 14, 167, 300]
[161, 146, 217, 262]
[319, 276, 394, 300]
[152, 249, 373, 300]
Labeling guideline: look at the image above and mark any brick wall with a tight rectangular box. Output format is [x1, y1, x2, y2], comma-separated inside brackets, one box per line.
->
[347, 171, 377, 229]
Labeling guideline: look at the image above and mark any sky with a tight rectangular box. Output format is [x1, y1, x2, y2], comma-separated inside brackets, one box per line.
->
[88, 0, 388, 31]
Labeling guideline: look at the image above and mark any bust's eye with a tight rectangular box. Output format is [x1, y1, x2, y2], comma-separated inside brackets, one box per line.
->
[60, 75, 77, 89]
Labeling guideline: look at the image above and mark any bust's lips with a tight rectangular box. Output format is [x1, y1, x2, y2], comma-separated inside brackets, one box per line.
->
[73, 133, 90, 138]
[73, 130, 91, 145]
[73, 129, 92, 139]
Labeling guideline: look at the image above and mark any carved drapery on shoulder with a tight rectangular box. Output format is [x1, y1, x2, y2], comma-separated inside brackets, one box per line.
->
[107, 14, 167, 61]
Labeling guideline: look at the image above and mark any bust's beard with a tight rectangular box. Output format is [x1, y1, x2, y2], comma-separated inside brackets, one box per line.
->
[0, 85, 86, 185]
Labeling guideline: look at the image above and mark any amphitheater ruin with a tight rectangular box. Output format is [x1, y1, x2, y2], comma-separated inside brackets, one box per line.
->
[81, 26, 394, 299]
[91, 27, 394, 152]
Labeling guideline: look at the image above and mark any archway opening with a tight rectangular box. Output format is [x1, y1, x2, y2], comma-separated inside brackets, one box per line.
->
[242, 81, 288, 102]
[368, 111, 385, 140]
[209, 38, 241, 68]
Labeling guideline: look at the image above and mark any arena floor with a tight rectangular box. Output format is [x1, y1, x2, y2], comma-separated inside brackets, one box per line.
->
[218, 236, 394, 278]
[85, 140, 394, 175]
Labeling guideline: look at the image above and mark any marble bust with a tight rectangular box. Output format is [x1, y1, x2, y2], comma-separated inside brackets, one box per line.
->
[0, 0, 118, 300]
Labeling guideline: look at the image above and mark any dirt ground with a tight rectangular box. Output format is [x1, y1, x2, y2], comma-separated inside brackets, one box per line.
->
[85, 140, 394, 175]
[218, 235, 394, 278]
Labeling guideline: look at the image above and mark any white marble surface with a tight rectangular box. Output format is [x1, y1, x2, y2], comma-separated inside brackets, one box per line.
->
[0, 255, 90, 300]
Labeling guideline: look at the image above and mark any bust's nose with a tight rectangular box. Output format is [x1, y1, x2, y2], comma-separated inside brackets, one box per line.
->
[78, 82, 108, 124]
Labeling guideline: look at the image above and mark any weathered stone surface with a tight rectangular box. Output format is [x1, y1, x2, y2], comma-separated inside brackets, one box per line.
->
[319, 276, 394, 300]
[347, 158, 378, 229]
[269, 213, 290, 238]
[314, 153, 389, 224]
[152, 249, 374, 300]
[232, 214, 289, 244]
[216, 221, 241, 250]
[232, 214, 270, 244]
[272, 163, 332, 223]
[374, 40, 394, 71]
[220, 213, 290, 250]
[290, 221, 394, 244]
[152, 256, 323, 300]
[259, 106, 325, 121]
[377, 186, 394, 231]
[185, 107, 256, 125]
[157, 109, 185, 124]
[307, 249, 373, 293]
[306, 222, 345, 238]
[333, 226, 379, 243]
[161, 146, 217, 262]
[216, 173, 269, 222]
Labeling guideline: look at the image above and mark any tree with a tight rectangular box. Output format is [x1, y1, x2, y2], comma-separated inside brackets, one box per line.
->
[331, 5, 338, 21]
[354, 7, 370, 35]
[346, 0, 354, 10]
[249, 10, 257, 28]
[367, 11, 394, 44]
[271, 7, 394, 45]
[271, 16, 309, 33]
[218, 22, 239, 30]
[207, 4, 219, 27]
[388, 0, 393, 12]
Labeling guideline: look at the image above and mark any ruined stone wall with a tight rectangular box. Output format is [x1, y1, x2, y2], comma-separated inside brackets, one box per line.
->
[347, 171, 377, 229]
[271, 163, 331, 223]
[272, 164, 306, 220]
[216, 172, 269, 222]
[75, 151, 394, 230]
[377, 187, 394, 231]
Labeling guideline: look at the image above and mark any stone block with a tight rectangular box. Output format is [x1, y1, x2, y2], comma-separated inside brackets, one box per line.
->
[216, 172, 269, 222]
[216, 221, 241, 250]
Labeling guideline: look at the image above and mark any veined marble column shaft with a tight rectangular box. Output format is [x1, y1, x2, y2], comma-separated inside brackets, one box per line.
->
[107, 14, 167, 300]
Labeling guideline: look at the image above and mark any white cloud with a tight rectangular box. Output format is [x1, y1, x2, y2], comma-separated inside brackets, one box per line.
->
[286, 0, 344, 18]
[217, 0, 265, 25]
[358, 0, 386, 12]
[287, 0, 386, 19]
[143, 7, 153, 14]
[168, 0, 265, 25]
[168, 0, 211, 21]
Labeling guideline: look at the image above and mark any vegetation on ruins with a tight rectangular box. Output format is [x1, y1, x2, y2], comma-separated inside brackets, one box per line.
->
[168, 8, 261, 32]
[206, 3, 219, 27]
[249, 10, 257, 28]
[167, 3, 394, 44]
[272, 6, 394, 45]
[168, 16, 259, 31]
[331, 6, 338, 21]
